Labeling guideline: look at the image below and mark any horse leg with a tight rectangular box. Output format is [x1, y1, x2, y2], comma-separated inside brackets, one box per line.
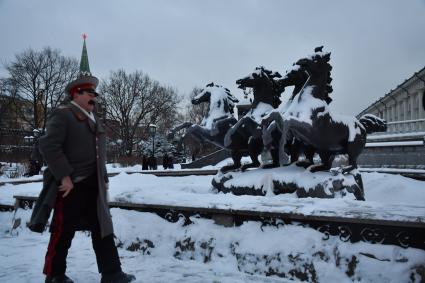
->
[262, 121, 276, 150]
[308, 151, 333, 172]
[262, 128, 281, 169]
[342, 139, 363, 174]
[296, 143, 315, 168]
[262, 148, 280, 169]
[167, 122, 193, 139]
[290, 139, 301, 165]
[220, 151, 243, 173]
[241, 137, 262, 171]
[262, 119, 284, 168]
[341, 161, 356, 174]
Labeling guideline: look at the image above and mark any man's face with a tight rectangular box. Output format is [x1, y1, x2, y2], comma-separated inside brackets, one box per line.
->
[73, 89, 97, 112]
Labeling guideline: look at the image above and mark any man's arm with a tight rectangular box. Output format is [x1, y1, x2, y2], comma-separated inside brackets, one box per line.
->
[38, 109, 74, 182]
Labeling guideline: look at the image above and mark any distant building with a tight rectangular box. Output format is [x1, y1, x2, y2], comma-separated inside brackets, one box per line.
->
[0, 94, 33, 144]
[357, 67, 425, 134]
[357, 67, 425, 170]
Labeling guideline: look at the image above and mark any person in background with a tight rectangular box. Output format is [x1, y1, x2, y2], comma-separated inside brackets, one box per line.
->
[142, 155, 148, 170]
[27, 129, 43, 176]
[167, 155, 174, 169]
[162, 153, 169, 170]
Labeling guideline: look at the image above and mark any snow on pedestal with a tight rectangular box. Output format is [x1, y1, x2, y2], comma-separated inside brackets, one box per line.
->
[212, 164, 365, 200]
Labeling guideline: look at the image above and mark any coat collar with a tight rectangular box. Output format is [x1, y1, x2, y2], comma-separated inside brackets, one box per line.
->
[68, 103, 103, 134]
[70, 101, 96, 123]
[69, 102, 88, 121]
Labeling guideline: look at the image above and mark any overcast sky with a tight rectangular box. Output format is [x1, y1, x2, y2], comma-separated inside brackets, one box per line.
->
[1, 0, 424, 115]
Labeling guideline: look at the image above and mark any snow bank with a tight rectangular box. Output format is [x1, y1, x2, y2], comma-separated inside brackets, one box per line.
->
[1, 209, 424, 282]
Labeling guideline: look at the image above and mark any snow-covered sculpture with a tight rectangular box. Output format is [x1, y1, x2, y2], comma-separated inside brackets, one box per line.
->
[167, 82, 239, 152]
[263, 49, 387, 173]
[262, 61, 315, 167]
[220, 67, 283, 172]
[213, 47, 387, 201]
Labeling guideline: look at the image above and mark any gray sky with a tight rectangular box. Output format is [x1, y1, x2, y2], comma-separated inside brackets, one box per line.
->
[1, 0, 425, 115]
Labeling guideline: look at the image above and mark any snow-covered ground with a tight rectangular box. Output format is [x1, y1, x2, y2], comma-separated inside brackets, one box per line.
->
[1, 164, 424, 282]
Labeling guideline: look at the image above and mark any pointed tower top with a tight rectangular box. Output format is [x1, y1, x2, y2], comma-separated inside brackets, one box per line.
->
[65, 34, 99, 95]
[79, 33, 91, 76]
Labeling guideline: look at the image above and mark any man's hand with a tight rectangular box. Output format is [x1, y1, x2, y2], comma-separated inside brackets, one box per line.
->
[59, 176, 74, 198]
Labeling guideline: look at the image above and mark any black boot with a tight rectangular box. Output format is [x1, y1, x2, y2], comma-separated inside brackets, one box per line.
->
[101, 271, 136, 283]
[45, 274, 74, 283]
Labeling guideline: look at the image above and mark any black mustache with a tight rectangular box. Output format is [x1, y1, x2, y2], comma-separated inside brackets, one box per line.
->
[88, 100, 96, 105]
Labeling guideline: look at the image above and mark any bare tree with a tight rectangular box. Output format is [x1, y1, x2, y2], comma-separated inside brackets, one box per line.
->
[154, 86, 183, 134]
[100, 70, 180, 156]
[5, 47, 79, 130]
[0, 78, 15, 127]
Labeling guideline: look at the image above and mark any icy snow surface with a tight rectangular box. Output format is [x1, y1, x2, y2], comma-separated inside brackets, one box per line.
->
[1, 164, 425, 282]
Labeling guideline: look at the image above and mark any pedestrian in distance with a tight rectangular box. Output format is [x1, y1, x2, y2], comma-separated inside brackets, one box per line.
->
[162, 153, 169, 170]
[142, 155, 148, 170]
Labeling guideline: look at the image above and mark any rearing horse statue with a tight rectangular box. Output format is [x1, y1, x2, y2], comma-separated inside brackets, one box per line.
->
[221, 66, 283, 172]
[167, 82, 239, 150]
[262, 47, 333, 167]
[278, 50, 386, 173]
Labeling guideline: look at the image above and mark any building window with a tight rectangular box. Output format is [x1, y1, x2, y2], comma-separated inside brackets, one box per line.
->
[393, 105, 397, 121]
[422, 90, 425, 111]
[399, 101, 404, 120]
[413, 97, 418, 120]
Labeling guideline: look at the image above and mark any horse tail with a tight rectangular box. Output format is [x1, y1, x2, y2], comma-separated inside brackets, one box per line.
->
[359, 114, 387, 134]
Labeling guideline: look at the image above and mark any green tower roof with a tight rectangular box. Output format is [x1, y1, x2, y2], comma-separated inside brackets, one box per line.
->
[79, 34, 92, 76]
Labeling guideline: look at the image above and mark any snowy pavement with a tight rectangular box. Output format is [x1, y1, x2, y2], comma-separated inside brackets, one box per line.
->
[2, 207, 425, 283]
[1, 165, 425, 282]
[0, 210, 294, 283]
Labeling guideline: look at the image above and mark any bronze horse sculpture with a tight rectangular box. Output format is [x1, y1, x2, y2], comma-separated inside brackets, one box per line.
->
[262, 47, 333, 168]
[220, 66, 284, 172]
[168, 83, 239, 151]
[267, 50, 386, 173]
[262, 63, 315, 167]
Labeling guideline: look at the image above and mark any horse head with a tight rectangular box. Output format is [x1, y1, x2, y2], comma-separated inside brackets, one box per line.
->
[236, 66, 281, 89]
[193, 82, 239, 117]
[295, 50, 333, 104]
[278, 64, 310, 101]
[236, 66, 282, 108]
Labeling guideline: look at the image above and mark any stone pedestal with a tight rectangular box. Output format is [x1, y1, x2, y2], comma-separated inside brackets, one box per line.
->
[212, 165, 365, 200]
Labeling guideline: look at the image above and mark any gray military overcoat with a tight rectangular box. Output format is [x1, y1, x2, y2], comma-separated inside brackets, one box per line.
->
[28, 103, 113, 238]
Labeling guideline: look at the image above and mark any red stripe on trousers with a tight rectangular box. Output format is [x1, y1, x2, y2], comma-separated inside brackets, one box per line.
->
[43, 194, 64, 276]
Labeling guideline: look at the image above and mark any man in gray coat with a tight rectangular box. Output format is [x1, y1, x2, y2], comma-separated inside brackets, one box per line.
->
[35, 72, 135, 283]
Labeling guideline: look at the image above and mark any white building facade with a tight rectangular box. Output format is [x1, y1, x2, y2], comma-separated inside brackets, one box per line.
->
[357, 67, 425, 134]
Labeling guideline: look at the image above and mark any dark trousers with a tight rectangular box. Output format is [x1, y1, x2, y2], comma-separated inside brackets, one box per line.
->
[43, 174, 121, 277]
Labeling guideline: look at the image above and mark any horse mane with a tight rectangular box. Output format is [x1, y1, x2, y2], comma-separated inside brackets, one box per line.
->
[320, 53, 334, 104]
[310, 51, 334, 104]
[224, 88, 239, 114]
[206, 82, 239, 114]
[253, 67, 283, 108]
